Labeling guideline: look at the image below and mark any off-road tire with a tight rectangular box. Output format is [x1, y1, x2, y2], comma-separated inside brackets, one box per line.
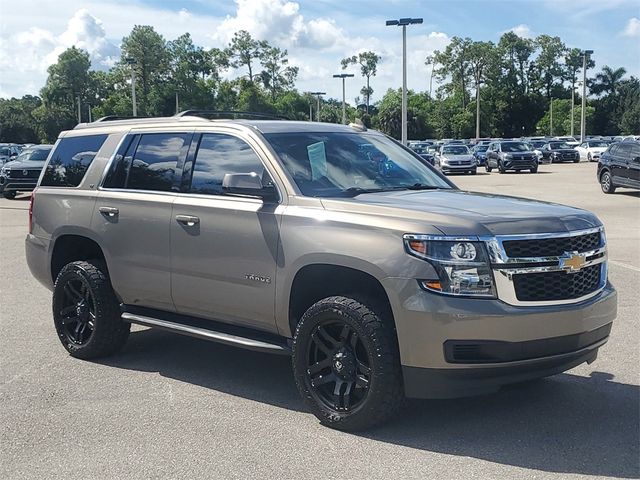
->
[292, 296, 404, 431]
[53, 260, 130, 359]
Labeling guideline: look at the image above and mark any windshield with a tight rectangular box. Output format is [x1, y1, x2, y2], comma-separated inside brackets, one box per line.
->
[15, 148, 51, 162]
[474, 145, 489, 153]
[549, 142, 571, 150]
[0, 148, 11, 156]
[589, 141, 609, 148]
[501, 142, 531, 152]
[442, 145, 469, 155]
[531, 141, 546, 148]
[264, 132, 452, 197]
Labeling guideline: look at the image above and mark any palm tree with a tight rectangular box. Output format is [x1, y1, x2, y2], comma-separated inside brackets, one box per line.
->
[591, 66, 627, 96]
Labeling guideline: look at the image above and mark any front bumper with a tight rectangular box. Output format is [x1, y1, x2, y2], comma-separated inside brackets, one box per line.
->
[502, 158, 538, 170]
[381, 278, 617, 398]
[441, 163, 476, 173]
[0, 176, 37, 193]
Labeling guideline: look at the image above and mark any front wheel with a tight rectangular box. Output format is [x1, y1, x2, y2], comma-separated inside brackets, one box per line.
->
[53, 260, 130, 359]
[498, 161, 506, 174]
[600, 171, 616, 194]
[2, 191, 16, 199]
[588, 153, 593, 162]
[471, 168, 477, 175]
[292, 296, 404, 431]
[486, 165, 492, 173]
[530, 166, 538, 173]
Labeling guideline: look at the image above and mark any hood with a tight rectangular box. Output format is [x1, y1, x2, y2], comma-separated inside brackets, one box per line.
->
[3, 160, 45, 170]
[320, 189, 599, 236]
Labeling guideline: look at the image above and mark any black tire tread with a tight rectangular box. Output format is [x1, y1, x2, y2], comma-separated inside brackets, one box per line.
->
[53, 260, 129, 359]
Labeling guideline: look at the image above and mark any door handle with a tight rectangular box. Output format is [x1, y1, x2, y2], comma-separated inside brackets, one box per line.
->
[99, 206, 119, 217]
[175, 214, 200, 227]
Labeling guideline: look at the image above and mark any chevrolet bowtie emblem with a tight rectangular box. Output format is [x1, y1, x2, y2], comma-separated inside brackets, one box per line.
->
[559, 252, 587, 273]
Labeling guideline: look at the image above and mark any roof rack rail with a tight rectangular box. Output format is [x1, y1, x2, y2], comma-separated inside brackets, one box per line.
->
[93, 115, 149, 122]
[175, 110, 289, 120]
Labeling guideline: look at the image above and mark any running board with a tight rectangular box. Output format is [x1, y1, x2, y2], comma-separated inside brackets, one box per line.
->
[121, 312, 292, 356]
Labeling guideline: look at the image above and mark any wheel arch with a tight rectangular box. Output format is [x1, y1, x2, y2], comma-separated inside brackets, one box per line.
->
[50, 230, 109, 284]
[284, 262, 395, 338]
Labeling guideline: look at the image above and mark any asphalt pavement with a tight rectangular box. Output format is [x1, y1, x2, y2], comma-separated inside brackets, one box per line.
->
[1, 161, 638, 479]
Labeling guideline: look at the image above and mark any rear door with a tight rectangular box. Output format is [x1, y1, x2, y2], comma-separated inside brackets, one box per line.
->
[170, 131, 282, 332]
[93, 131, 192, 311]
[610, 143, 630, 185]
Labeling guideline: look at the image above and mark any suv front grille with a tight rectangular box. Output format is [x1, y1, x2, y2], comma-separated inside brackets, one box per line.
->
[9, 169, 40, 179]
[503, 232, 601, 258]
[512, 264, 601, 302]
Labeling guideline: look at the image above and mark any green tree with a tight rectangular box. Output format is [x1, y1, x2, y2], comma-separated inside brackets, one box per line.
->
[433, 37, 473, 110]
[591, 65, 627, 96]
[259, 46, 298, 100]
[226, 30, 264, 83]
[0, 95, 42, 142]
[341, 51, 381, 113]
[120, 25, 169, 115]
[533, 35, 567, 99]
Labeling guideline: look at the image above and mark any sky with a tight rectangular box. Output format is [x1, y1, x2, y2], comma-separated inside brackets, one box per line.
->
[0, 0, 639, 102]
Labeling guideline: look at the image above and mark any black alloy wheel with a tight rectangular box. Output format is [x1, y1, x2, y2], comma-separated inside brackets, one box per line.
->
[57, 277, 96, 345]
[305, 321, 372, 412]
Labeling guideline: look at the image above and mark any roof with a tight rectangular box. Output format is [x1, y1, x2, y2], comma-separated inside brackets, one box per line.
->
[72, 115, 372, 135]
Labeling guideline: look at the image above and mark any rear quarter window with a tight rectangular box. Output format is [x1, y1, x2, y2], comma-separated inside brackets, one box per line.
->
[41, 134, 108, 187]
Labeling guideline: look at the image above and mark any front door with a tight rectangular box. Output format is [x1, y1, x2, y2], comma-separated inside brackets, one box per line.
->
[170, 132, 282, 332]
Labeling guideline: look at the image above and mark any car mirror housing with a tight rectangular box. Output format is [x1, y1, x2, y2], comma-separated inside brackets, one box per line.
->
[222, 173, 277, 201]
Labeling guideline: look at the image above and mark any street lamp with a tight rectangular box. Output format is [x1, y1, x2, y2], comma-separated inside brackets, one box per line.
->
[308, 91, 326, 122]
[333, 73, 354, 124]
[386, 17, 423, 145]
[580, 49, 594, 142]
[125, 57, 138, 117]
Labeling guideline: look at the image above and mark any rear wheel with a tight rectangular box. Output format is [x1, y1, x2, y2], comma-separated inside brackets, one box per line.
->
[292, 296, 404, 431]
[600, 170, 616, 194]
[53, 260, 130, 359]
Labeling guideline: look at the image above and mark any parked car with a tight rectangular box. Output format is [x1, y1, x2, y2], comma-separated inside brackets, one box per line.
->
[485, 141, 538, 173]
[540, 141, 581, 163]
[411, 147, 435, 165]
[553, 136, 579, 147]
[471, 144, 489, 166]
[597, 140, 640, 193]
[25, 113, 616, 431]
[0, 143, 21, 165]
[575, 140, 611, 162]
[0, 144, 53, 199]
[435, 144, 476, 174]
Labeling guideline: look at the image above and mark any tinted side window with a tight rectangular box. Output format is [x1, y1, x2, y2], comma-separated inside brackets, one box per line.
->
[189, 134, 266, 195]
[128, 133, 190, 192]
[615, 143, 630, 158]
[41, 135, 107, 187]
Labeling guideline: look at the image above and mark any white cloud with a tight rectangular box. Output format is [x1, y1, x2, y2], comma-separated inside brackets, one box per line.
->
[622, 17, 640, 37]
[503, 24, 534, 39]
[0, 8, 118, 98]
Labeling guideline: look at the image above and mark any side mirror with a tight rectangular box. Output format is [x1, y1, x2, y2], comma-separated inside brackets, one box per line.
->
[222, 173, 277, 201]
[9, 154, 17, 160]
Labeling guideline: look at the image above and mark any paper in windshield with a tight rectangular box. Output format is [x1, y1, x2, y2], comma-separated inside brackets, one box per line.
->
[307, 141, 328, 180]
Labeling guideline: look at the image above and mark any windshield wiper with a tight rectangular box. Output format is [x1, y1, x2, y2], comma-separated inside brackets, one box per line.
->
[402, 183, 445, 190]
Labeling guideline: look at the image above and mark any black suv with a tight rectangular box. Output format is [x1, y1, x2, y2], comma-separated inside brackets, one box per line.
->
[0, 145, 52, 199]
[485, 141, 538, 173]
[597, 140, 640, 194]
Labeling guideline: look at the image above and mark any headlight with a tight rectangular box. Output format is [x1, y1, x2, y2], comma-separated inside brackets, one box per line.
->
[1, 168, 10, 176]
[404, 235, 496, 298]
[504, 154, 513, 159]
[440, 157, 449, 164]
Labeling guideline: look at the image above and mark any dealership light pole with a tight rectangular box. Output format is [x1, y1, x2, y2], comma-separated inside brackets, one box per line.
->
[580, 49, 594, 142]
[333, 73, 354, 124]
[550, 97, 553, 136]
[386, 17, 423, 145]
[308, 91, 326, 122]
[125, 57, 138, 117]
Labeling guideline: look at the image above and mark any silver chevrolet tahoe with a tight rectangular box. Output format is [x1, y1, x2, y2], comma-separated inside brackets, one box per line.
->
[26, 112, 617, 431]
